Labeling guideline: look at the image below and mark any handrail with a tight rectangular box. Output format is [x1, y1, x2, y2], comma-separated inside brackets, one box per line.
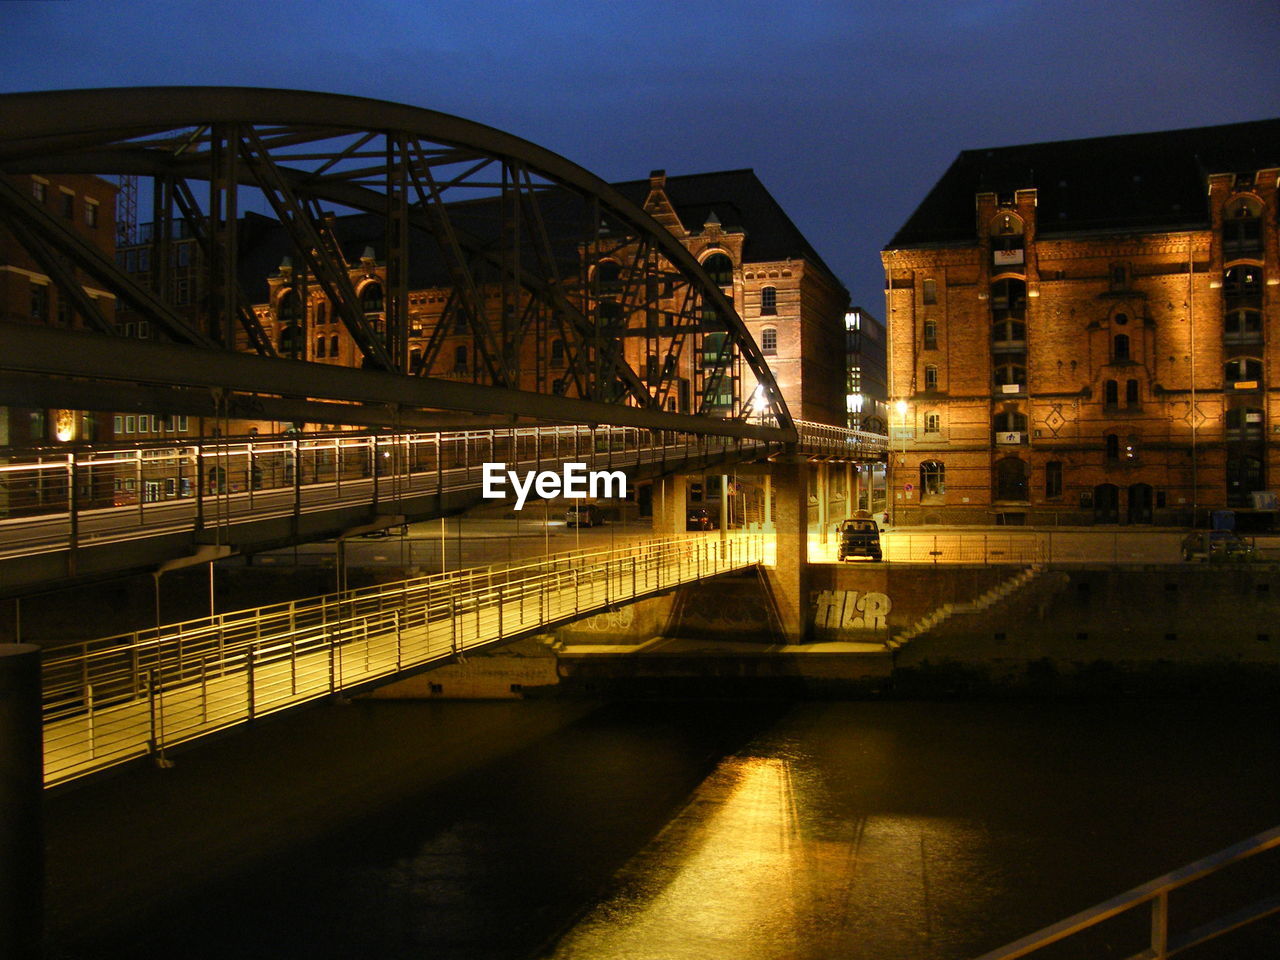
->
[40, 531, 770, 787]
[974, 824, 1280, 960]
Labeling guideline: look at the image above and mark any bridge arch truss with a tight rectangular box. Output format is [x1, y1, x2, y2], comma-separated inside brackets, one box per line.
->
[0, 87, 794, 441]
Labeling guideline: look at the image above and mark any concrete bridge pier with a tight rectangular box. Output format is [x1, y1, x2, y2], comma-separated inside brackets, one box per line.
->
[652, 474, 688, 536]
[767, 458, 810, 643]
[0, 644, 42, 960]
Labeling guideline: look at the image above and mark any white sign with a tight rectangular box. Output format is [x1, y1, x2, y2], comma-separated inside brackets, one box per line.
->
[481, 462, 626, 510]
[996, 431, 1023, 445]
[993, 249, 1024, 266]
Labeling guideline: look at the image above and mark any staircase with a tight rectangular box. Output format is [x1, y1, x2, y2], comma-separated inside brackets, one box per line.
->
[887, 564, 1044, 651]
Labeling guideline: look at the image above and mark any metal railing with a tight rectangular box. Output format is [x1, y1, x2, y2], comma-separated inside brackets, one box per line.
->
[974, 824, 1280, 959]
[40, 532, 768, 787]
[0, 420, 884, 561]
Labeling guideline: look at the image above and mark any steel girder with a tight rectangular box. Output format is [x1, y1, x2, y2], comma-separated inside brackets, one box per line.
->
[0, 87, 795, 440]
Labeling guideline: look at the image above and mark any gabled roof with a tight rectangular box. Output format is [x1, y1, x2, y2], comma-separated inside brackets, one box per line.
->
[887, 118, 1280, 248]
[611, 168, 845, 288]
[236, 168, 848, 300]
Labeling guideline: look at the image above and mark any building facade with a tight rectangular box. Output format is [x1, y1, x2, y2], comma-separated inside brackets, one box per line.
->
[883, 119, 1280, 525]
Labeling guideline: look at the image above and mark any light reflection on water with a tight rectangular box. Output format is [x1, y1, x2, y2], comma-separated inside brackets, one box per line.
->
[550, 748, 986, 960]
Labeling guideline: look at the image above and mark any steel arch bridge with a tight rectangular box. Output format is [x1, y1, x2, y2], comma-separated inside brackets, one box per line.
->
[0, 87, 795, 442]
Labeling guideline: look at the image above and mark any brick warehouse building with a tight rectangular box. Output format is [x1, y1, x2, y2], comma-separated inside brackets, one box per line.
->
[882, 119, 1280, 525]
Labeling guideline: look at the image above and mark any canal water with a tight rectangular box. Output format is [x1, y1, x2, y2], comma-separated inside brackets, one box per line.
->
[46, 696, 1280, 959]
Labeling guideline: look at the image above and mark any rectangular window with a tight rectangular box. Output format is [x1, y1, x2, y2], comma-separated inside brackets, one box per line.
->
[924, 413, 941, 434]
[175, 277, 190, 304]
[30, 283, 49, 321]
[923, 278, 936, 304]
[1045, 461, 1063, 499]
[178, 416, 189, 431]
[125, 416, 136, 433]
[85, 200, 99, 228]
[923, 320, 937, 350]
[29, 410, 46, 440]
[32, 179, 47, 204]
[924, 365, 938, 390]
[57, 296, 70, 326]
[113, 415, 123, 433]
[761, 327, 778, 355]
[60, 191, 74, 220]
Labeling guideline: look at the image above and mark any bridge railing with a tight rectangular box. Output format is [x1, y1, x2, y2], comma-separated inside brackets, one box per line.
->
[40, 531, 768, 787]
[793, 419, 887, 458]
[972, 824, 1280, 960]
[0, 423, 780, 559]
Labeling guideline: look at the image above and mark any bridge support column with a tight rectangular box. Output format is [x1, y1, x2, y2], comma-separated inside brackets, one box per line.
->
[767, 459, 810, 643]
[846, 462, 855, 517]
[817, 463, 829, 545]
[0, 644, 42, 960]
[719, 474, 729, 541]
[763, 474, 773, 529]
[652, 474, 687, 536]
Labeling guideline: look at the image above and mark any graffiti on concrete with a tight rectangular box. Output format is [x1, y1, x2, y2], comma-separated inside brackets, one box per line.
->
[575, 606, 637, 633]
[812, 589, 891, 633]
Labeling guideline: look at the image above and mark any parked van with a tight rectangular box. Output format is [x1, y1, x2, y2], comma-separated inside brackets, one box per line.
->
[565, 503, 604, 527]
[837, 517, 882, 562]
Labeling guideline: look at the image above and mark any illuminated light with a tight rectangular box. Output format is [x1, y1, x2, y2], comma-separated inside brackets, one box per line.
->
[54, 410, 75, 443]
[894, 400, 908, 416]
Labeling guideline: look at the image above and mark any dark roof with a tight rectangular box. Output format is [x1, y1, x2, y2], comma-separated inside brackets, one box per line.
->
[236, 168, 847, 299]
[887, 118, 1280, 248]
[611, 168, 845, 288]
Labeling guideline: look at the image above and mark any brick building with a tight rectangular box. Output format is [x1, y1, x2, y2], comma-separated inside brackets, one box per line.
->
[0, 173, 117, 448]
[883, 119, 1280, 525]
[241, 168, 852, 430]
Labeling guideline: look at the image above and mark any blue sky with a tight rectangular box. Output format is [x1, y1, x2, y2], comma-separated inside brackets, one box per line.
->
[2, 0, 1278, 312]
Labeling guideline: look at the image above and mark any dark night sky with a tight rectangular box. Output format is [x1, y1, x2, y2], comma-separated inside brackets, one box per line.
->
[2, 0, 1278, 313]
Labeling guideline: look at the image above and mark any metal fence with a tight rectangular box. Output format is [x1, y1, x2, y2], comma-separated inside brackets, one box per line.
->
[973, 824, 1280, 959]
[40, 532, 767, 787]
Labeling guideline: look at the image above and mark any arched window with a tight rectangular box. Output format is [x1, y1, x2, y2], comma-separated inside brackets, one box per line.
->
[1126, 379, 1139, 406]
[760, 286, 777, 315]
[1223, 197, 1262, 256]
[277, 289, 302, 324]
[454, 345, 468, 374]
[1224, 265, 1263, 310]
[315, 336, 326, 358]
[409, 348, 422, 373]
[990, 278, 1026, 318]
[993, 409, 1027, 434]
[1113, 334, 1130, 362]
[359, 282, 383, 314]
[760, 327, 777, 355]
[1225, 356, 1263, 387]
[990, 213, 1024, 264]
[595, 260, 622, 295]
[329, 335, 339, 358]
[1104, 379, 1119, 408]
[994, 457, 1028, 501]
[702, 252, 733, 287]
[924, 412, 941, 434]
[920, 460, 945, 497]
[993, 362, 1025, 390]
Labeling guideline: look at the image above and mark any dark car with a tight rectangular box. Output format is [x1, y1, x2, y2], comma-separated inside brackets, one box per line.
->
[565, 503, 604, 527]
[1180, 529, 1258, 562]
[838, 517, 882, 562]
[686, 508, 713, 531]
